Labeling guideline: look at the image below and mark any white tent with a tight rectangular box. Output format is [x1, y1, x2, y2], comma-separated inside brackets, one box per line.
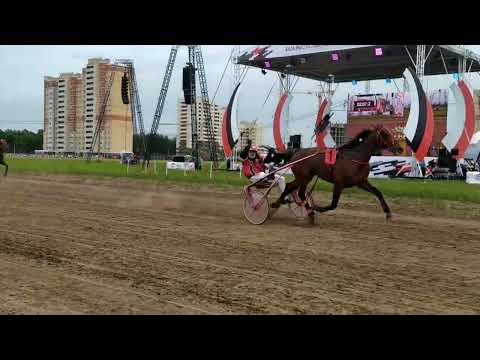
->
[470, 131, 480, 145]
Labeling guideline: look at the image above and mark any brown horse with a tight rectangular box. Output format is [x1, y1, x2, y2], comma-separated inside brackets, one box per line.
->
[0, 139, 8, 176]
[271, 125, 401, 222]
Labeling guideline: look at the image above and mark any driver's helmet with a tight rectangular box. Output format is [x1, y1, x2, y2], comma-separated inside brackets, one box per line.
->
[248, 145, 258, 160]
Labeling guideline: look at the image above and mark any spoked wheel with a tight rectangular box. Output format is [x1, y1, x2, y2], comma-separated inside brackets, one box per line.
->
[288, 190, 314, 219]
[243, 189, 270, 225]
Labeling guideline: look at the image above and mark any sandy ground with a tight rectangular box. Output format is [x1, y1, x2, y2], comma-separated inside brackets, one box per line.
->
[1, 174, 480, 314]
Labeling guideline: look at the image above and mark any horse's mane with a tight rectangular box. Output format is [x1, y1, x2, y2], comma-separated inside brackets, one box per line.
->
[337, 129, 373, 150]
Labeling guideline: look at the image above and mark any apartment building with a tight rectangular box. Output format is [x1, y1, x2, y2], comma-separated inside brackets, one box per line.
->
[43, 58, 132, 154]
[176, 98, 225, 151]
[474, 89, 480, 132]
[82, 58, 133, 153]
[237, 121, 264, 149]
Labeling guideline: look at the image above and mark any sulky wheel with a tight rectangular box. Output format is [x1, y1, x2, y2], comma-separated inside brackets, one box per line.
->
[243, 189, 270, 225]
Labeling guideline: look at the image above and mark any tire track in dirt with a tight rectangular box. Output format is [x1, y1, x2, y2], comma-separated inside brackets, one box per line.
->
[1, 175, 480, 314]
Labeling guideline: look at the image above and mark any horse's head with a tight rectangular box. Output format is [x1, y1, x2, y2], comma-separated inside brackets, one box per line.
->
[372, 126, 402, 155]
[0, 139, 7, 153]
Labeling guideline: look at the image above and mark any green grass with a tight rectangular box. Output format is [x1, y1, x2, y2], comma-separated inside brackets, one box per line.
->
[6, 158, 480, 203]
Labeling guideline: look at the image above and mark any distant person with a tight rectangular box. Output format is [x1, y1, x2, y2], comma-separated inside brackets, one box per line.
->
[239, 140, 286, 194]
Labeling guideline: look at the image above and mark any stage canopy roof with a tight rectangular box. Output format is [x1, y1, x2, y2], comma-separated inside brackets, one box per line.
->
[237, 45, 480, 83]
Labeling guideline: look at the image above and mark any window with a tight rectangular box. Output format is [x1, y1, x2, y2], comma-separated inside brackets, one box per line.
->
[59, 79, 65, 82]
[86, 103, 93, 107]
[86, 87, 93, 90]
[87, 65, 94, 68]
[58, 111, 64, 114]
[86, 98, 94, 102]
[86, 136, 92, 139]
[86, 131, 93, 134]
[59, 90, 64, 93]
[86, 76, 94, 80]
[86, 109, 93, 113]
[87, 92, 94, 96]
[86, 125, 93, 129]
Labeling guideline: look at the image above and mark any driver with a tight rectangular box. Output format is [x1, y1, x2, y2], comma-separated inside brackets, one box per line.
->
[239, 140, 286, 194]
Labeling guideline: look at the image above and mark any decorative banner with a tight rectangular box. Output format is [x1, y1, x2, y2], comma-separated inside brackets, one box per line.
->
[315, 99, 336, 149]
[238, 45, 372, 62]
[273, 92, 292, 152]
[353, 99, 376, 112]
[348, 93, 404, 117]
[456, 81, 476, 159]
[402, 67, 434, 161]
[442, 80, 476, 159]
[221, 82, 241, 157]
[166, 161, 195, 171]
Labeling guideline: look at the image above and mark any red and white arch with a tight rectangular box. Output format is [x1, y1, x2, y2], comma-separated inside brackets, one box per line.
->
[315, 98, 336, 150]
[442, 80, 476, 159]
[273, 92, 292, 152]
[402, 67, 434, 161]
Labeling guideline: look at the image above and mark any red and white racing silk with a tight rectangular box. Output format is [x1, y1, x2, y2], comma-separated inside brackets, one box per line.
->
[242, 157, 266, 179]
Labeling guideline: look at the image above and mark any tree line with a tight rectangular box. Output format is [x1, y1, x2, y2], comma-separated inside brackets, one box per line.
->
[0, 129, 43, 153]
[0, 129, 177, 155]
[134, 134, 176, 156]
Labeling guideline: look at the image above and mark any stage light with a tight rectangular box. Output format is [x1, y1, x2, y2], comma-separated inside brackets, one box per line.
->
[375, 47, 383, 56]
[352, 80, 357, 85]
[386, 78, 392, 84]
[264, 60, 271, 69]
[331, 53, 339, 61]
[453, 73, 459, 80]
[261, 69, 267, 75]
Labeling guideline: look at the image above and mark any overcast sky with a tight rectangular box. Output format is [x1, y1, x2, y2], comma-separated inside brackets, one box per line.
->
[1, 45, 480, 147]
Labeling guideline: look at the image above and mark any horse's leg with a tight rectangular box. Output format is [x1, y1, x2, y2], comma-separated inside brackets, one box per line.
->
[0, 159, 7, 176]
[314, 183, 344, 213]
[357, 180, 391, 220]
[297, 180, 316, 224]
[271, 178, 302, 208]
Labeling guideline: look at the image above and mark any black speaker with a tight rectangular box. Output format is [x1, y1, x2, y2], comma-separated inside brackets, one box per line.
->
[290, 135, 301, 149]
[121, 74, 129, 105]
[183, 65, 195, 105]
[451, 148, 459, 156]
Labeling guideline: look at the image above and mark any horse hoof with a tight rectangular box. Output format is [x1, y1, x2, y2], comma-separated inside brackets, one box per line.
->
[386, 213, 392, 221]
[270, 202, 280, 209]
[307, 213, 315, 225]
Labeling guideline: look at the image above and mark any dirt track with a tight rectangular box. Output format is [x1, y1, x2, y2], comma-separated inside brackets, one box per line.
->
[1, 174, 480, 314]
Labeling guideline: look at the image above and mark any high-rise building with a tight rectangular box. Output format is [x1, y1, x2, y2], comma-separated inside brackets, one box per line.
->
[330, 124, 346, 146]
[238, 121, 264, 149]
[43, 76, 59, 152]
[176, 98, 224, 152]
[473, 89, 480, 132]
[43, 73, 83, 153]
[43, 58, 132, 154]
[82, 58, 133, 153]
